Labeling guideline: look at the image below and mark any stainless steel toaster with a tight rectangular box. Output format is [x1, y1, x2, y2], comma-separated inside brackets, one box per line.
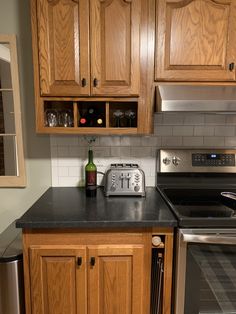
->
[104, 163, 145, 196]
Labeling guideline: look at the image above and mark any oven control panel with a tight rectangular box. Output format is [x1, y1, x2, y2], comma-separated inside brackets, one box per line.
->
[192, 153, 235, 167]
[159, 149, 236, 173]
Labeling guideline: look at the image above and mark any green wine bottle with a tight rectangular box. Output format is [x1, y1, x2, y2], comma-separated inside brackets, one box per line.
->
[85, 149, 97, 197]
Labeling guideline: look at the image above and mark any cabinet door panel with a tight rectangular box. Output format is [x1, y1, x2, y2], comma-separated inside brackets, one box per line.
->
[29, 246, 86, 314]
[155, 0, 236, 81]
[88, 245, 144, 314]
[90, 0, 140, 96]
[37, 0, 90, 96]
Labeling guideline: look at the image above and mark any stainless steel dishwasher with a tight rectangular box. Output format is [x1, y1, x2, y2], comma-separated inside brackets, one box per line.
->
[0, 223, 25, 314]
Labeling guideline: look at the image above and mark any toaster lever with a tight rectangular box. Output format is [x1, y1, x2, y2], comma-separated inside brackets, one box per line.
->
[120, 173, 125, 189]
[126, 173, 131, 189]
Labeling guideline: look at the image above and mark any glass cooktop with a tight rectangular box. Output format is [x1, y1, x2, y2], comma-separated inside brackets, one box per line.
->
[159, 188, 236, 227]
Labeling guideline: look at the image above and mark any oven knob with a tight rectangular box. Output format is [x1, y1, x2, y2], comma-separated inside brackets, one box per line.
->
[163, 157, 171, 165]
[172, 156, 180, 166]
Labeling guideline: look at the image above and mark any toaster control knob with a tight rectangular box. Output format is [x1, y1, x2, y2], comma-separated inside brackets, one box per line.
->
[134, 185, 140, 192]
[172, 156, 180, 166]
[163, 157, 171, 165]
[110, 184, 116, 191]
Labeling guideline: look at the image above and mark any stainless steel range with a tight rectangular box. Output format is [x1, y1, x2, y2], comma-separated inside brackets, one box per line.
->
[156, 149, 236, 314]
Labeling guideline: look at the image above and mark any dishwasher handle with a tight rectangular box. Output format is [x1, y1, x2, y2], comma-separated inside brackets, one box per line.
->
[181, 231, 236, 245]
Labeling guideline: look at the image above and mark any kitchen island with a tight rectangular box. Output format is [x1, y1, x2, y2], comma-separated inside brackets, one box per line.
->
[16, 187, 177, 314]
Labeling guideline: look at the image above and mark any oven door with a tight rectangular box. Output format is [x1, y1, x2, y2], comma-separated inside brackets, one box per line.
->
[175, 229, 236, 314]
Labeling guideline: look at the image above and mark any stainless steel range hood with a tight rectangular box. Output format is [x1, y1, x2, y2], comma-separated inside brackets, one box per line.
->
[156, 85, 236, 112]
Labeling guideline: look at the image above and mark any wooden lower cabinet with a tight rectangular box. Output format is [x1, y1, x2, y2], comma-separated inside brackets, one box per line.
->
[23, 229, 154, 314]
[29, 246, 87, 314]
[88, 245, 145, 314]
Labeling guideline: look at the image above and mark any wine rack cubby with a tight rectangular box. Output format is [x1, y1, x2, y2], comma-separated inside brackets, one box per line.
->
[41, 99, 138, 134]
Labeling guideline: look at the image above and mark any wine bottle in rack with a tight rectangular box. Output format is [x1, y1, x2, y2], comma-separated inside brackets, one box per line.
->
[87, 108, 96, 127]
[79, 116, 87, 127]
[96, 116, 105, 127]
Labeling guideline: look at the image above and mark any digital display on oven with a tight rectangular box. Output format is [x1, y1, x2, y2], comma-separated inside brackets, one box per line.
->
[206, 154, 220, 160]
[192, 153, 235, 166]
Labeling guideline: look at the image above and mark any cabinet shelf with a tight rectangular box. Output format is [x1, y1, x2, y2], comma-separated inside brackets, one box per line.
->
[40, 99, 138, 134]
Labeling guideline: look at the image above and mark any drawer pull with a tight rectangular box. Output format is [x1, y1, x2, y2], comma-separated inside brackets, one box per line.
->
[90, 257, 96, 266]
[93, 78, 98, 87]
[81, 78, 87, 87]
[229, 62, 235, 71]
[77, 257, 82, 266]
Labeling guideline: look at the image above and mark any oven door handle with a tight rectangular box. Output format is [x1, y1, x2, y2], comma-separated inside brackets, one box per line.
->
[182, 233, 236, 245]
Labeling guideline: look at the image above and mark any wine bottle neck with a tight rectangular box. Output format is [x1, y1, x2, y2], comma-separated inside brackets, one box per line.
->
[88, 149, 93, 163]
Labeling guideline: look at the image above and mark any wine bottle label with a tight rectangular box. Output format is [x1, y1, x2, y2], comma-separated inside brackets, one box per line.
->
[86, 171, 97, 186]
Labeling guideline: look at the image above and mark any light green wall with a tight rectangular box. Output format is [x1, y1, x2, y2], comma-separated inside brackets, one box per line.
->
[0, 0, 51, 232]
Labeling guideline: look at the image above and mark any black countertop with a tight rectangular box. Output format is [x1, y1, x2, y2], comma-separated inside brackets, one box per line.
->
[16, 187, 177, 229]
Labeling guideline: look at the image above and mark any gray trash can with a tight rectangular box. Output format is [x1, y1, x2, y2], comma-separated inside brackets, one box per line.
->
[0, 223, 25, 314]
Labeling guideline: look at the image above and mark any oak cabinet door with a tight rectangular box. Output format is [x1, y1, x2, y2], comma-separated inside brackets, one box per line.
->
[90, 0, 141, 96]
[29, 246, 87, 314]
[88, 245, 145, 314]
[36, 0, 90, 96]
[155, 0, 236, 81]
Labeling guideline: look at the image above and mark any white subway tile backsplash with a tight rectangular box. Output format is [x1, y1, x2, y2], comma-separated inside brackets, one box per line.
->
[51, 113, 236, 187]
[154, 113, 163, 124]
[226, 115, 236, 125]
[58, 167, 69, 177]
[131, 147, 153, 157]
[162, 113, 184, 125]
[214, 126, 235, 136]
[93, 147, 111, 158]
[120, 136, 141, 146]
[140, 158, 156, 176]
[58, 158, 80, 167]
[154, 125, 172, 136]
[68, 167, 81, 177]
[173, 126, 194, 136]
[203, 137, 225, 147]
[224, 137, 236, 147]
[183, 137, 204, 146]
[51, 166, 59, 186]
[204, 114, 226, 125]
[184, 114, 204, 125]
[146, 176, 156, 187]
[51, 146, 58, 166]
[141, 136, 162, 146]
[110, 146, 131, 157]
[58, 177, 81, 187]
[99, 136, 121, 146]
[161, 136, 183, 146]
[194, 126, 214, 136]
[54, 135, 78, 146]
[57, 146, 69, 157]
[69, 146, 87, 158]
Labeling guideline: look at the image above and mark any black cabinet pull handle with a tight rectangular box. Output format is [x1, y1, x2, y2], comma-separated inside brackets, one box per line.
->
[90, 257, 95, 266]
[229, 63, 235, 71]
[81, 78, 87, 87]
[93, 78, 98, 87]
[77, 257, 82, 266]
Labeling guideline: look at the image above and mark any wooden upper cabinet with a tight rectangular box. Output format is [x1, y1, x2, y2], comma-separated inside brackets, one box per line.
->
[88, 245, 145, 314]
[155, 0, 236, 81]
[34, 0, 140, 97]
[90, 0, 141, 96]
[36, 0, 90, 96]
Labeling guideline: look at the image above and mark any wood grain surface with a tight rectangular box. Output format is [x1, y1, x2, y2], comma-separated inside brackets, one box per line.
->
[36, 0, 90, 95]
[155, 0, 236, 81]
[90, 0, 141, 95]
